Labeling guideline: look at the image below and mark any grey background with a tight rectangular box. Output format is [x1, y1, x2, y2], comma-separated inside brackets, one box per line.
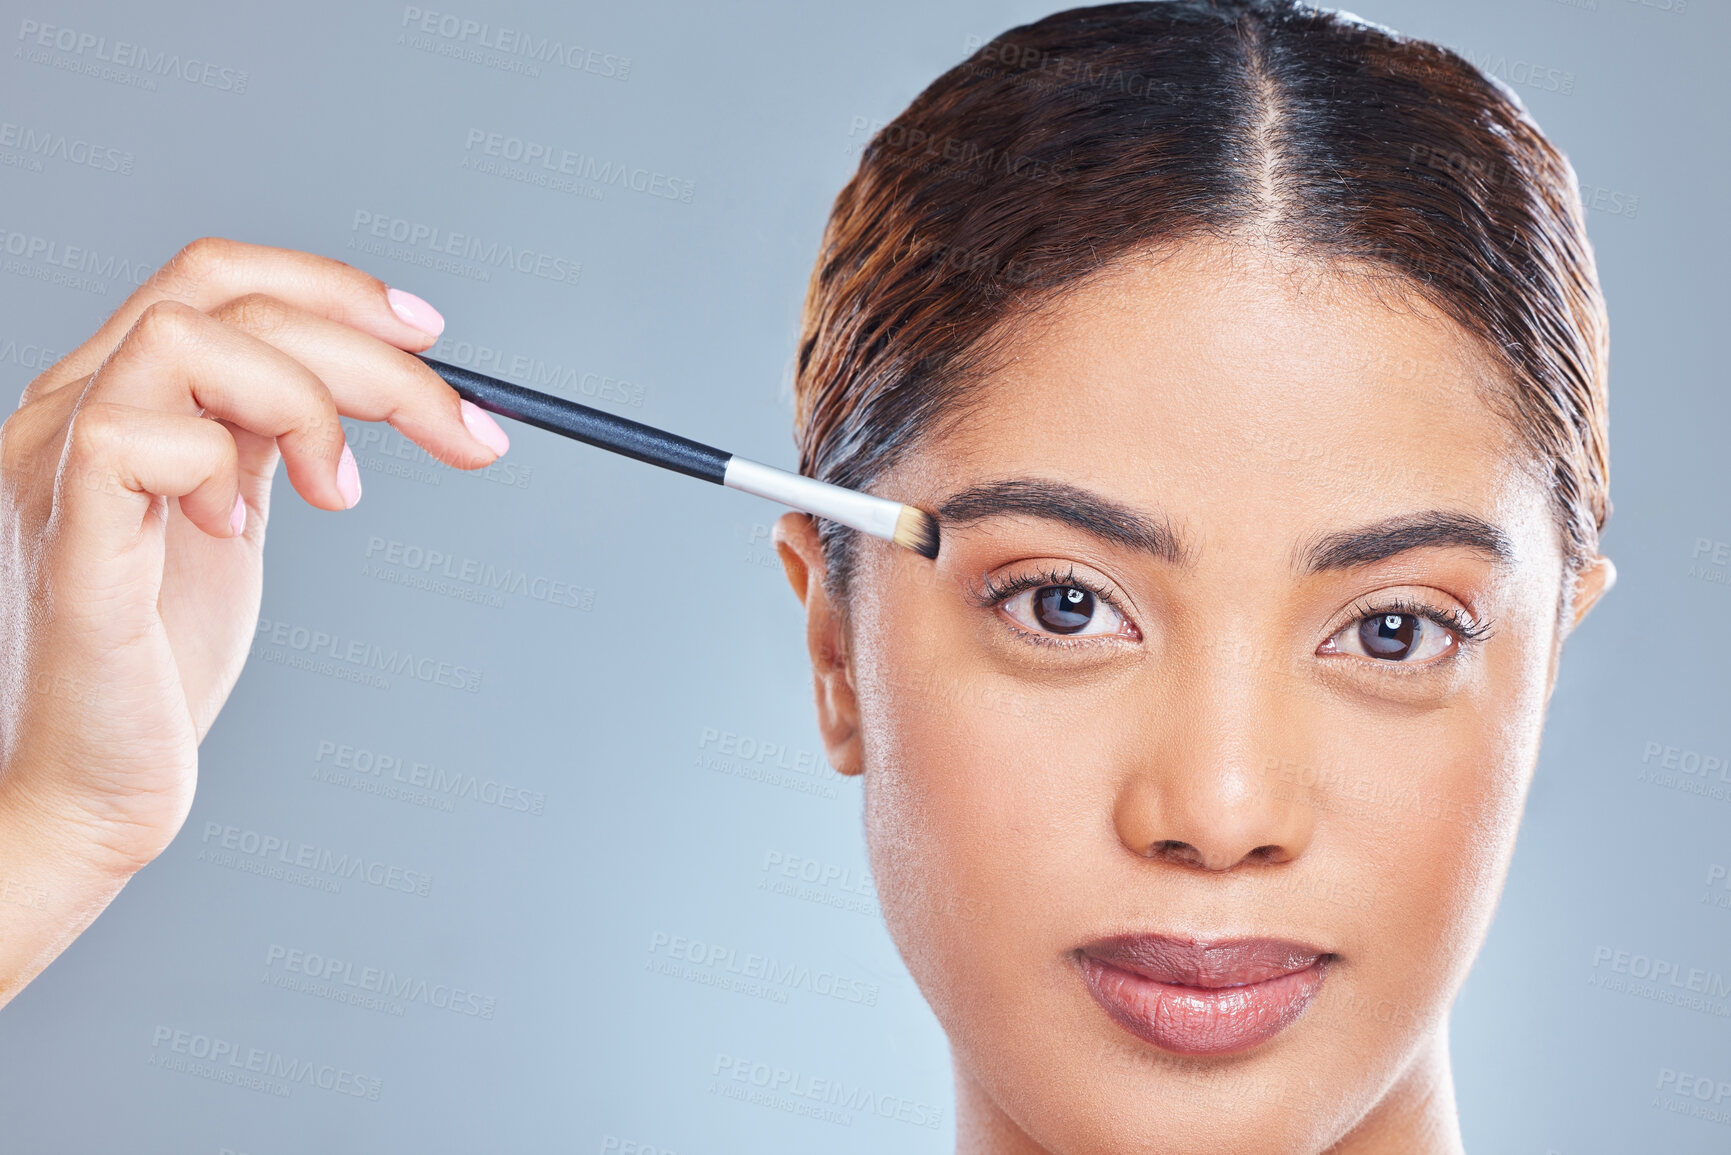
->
[0, 0, 1724, 1151]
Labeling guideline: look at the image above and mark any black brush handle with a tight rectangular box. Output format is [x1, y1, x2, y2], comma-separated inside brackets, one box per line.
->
[421, 356, 731, 484]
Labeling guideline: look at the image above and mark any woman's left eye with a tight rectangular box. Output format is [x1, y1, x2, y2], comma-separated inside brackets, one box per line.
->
[1325, 610, 1457, 663]
[1001, 584, 1128, 638]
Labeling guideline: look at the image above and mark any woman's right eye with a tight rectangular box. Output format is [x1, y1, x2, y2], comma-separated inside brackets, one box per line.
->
[1000, 584, 1130, 638]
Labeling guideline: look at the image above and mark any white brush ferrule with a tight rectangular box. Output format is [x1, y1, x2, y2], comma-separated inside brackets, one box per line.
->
[722, 456, 904, 543]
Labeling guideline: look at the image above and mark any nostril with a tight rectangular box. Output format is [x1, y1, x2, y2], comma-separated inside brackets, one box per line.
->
[1144, 840, 1289, 869]
[1148, 839, 1201, 865]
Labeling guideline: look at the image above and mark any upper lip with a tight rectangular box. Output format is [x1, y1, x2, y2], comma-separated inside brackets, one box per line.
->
[1078, 934, 1331, 988]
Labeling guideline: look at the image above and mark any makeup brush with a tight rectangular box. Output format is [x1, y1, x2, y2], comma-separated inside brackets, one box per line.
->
[421, 357, 940, 560]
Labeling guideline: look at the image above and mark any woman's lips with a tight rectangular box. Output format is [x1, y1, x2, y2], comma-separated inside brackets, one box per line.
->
[1077, 935, 1333, 1055]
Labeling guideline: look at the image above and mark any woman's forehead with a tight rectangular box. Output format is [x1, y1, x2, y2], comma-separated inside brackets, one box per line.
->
[996, 243, 1500, 401]
[895, 247, 1555, 568]
[959, 253, 1502, 446]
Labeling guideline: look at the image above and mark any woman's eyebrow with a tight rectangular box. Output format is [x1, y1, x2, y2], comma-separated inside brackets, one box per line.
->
[934, 479, 1514, 573]
[936, 478, 1187, 563]
[1293, 511, 1515, 573]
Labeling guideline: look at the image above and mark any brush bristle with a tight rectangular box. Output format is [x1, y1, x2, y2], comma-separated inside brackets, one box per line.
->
[892, 505, 941, 560]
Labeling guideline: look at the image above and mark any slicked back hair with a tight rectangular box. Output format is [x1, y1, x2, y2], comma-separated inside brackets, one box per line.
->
[794, 0, 1609, 596]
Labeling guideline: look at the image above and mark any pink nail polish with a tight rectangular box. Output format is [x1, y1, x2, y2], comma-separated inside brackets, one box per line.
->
[386, 286, 445, 337]
[460, 399, 511, 457]
[337, 443, 363, 508]
[229, 493, 247, 536]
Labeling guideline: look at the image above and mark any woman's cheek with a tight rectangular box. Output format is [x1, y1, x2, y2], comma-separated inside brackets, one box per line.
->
[1304, 643, 1548, 1011]
[853, 616, 1071, 998]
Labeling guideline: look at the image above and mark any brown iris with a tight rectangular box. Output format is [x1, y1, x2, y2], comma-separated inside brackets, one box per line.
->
[1033, 586, 1096, 634]
[1359, 613, 1422, 660]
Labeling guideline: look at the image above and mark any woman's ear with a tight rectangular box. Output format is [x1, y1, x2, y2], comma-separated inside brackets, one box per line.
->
[1566, 554, 1617, 633]
[772, 512, 864, 776]
[1546, 553, 1617, 701]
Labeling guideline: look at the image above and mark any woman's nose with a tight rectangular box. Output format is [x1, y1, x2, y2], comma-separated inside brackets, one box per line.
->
[1111, 660, 1317, 871]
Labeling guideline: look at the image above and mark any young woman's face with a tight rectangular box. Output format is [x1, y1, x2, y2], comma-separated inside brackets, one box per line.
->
[779, 240, 1611, 1154]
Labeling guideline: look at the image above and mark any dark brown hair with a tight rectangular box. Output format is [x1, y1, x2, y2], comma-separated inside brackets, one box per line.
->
[794, 0, 1609, 595]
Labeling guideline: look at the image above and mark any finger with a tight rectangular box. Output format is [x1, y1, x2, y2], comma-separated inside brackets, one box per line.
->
[79, 301, 354, 512]
[27, 237, 446, 398]
[52, 402, 243, 548]
[1, 381, 84, 520]
[224, 421, 282, 493]
[204, 293, 506, 469]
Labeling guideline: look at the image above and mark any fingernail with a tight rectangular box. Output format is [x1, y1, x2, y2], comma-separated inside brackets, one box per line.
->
[386, 286, 445, 337]
[459, 399, 511, 457]
[229, 493, 247, 536]
[337, 443, 363, 508]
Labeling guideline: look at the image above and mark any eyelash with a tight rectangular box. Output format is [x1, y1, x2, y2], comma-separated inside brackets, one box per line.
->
[1341, 595, 1496, 650]
[973, 564, 1137, 647]
[973, 569, 1494, 660]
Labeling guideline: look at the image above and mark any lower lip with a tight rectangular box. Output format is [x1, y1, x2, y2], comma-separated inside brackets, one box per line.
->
[1078, 953, 1330, 1055]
